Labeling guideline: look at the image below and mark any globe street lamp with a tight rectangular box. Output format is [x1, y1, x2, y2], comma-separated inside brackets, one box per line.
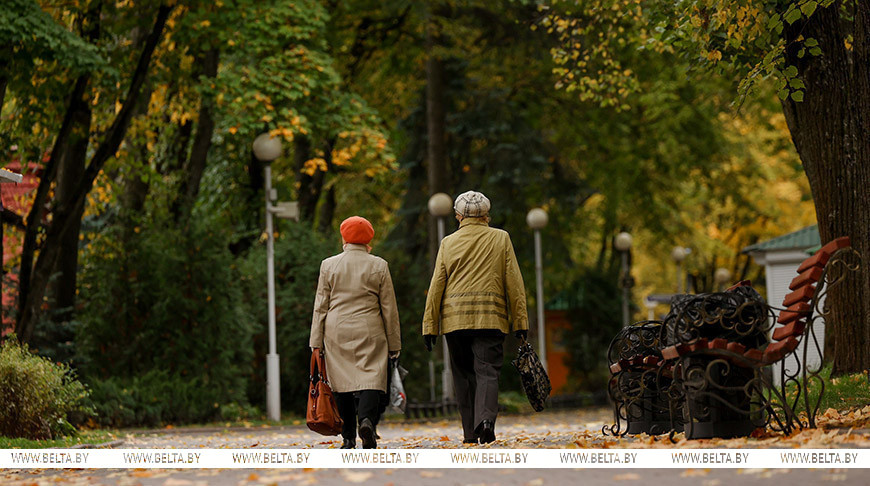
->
[714, 267, 732, 292]
[0, 168, 23, 301]
[671, 246, 688, 294]
[428, 192, 454, 403]
[615, 232, 633, 328]
[253, 132, 283, 422]
[526, 208, 549, 372]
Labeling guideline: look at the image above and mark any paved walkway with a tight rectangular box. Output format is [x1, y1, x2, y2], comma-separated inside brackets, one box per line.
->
[3, 408, 870, 485]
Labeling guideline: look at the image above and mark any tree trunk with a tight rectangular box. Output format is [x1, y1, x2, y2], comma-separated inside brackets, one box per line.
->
[15, 76, 87, 333]
[0, 75, 7, 117]
[173, 48, 219, 223]
[119, 84, 154, 232]
[780, 2, 870, 374]
[426, 23, 448, 270]
[17, 4, 173, 343]
[50, 80, 92, 321]
[294, 136, 326, 223]
[317, 139, 337, 234]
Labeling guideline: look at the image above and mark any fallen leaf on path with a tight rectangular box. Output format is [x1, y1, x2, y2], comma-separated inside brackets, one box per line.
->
[612, 473, 640, 480]
[340, 471, 372, 483]
[163, 479, 194, 486]
[681, 469, 710, 477]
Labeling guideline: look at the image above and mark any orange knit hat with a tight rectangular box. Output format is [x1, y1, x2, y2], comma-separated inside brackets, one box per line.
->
[340, 216, 375, 245]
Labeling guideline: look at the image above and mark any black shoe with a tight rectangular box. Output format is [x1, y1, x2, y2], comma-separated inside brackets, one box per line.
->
[340, 439, 356, 449]
[478, 420, 495, 444]
[359, 418, 377, 449]
[462, 438, 478, 444]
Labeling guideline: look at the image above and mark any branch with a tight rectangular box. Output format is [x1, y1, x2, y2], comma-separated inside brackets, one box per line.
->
[17, 4, 174, 343]
[75, 4, 174, 201]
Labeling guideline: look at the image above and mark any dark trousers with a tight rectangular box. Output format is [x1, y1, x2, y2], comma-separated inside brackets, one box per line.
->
[445, 329, 505, 440]
[334, 390, 380, 441]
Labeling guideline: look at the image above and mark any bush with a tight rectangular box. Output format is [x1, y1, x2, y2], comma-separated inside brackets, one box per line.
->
[77, 219, 255, 426]
[86, 370, 258, 428]
[0, 338, 92, 439]
[560, 268, 624, 392]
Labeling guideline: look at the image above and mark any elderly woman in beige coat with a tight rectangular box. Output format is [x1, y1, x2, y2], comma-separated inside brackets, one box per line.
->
[309, 216, 401, 449]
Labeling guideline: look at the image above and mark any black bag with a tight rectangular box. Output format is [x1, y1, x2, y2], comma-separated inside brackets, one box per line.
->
[512, 337, 551, 412]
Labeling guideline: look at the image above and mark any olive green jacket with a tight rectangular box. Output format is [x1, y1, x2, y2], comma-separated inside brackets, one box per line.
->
[422, 218, 529, 335]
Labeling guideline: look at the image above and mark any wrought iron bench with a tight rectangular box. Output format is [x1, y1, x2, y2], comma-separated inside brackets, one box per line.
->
[605, 237, 861, 439]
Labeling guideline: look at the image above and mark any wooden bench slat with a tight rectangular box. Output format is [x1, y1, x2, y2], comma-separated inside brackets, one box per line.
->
[772, 320, 807, 341]
[743, 348, 763, 362]
[763, 337, 800, 364]
[796, 252, 831, 274]
[662, 344, 690, 360]
[688, 338, 709, 352]
[709, 338, 728, 350]
[609, 360, 626, 374]
[726, 342, 746, 354]
[819, 236, 851, 256]
[782, 285, 815, 307]
[777, 302, 811, 324]
[789, 266, 823, 291]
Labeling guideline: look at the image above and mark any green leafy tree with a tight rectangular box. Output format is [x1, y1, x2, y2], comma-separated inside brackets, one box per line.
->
[543, 0, 870, 374]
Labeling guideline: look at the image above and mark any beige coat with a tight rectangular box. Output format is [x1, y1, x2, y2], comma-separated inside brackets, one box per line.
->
[309, 244, 401, 393]
[422, 218, 529, 336]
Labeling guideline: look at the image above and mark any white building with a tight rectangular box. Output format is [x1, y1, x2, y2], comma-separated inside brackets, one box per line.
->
[743, 225, 821, 385]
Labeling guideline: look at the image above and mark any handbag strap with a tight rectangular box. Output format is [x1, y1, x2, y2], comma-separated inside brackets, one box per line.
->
[313, 349, 330, 386]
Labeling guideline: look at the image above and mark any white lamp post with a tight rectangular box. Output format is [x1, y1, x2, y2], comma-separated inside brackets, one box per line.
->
[526, 208, 549, 371]
[671, 246, 688, 294]
[714, 267, 732, 292]
[615, 232, 633, 328]
[428, 192, 454, 403]
[643, 297, 657, 321]
[253, 132, 283, 422]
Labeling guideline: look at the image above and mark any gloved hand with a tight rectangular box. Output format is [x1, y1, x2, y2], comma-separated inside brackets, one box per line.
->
[515, 330, 528, 341]
[424, 335, 437, 352]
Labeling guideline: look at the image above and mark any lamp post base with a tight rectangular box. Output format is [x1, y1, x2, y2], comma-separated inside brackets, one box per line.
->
[266, 353, 281, 422]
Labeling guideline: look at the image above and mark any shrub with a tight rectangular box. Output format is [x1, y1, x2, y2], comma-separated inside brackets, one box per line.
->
[86, 369, 259, 428]
[0, 338, 92, 439]
[76, 219, 255, 426]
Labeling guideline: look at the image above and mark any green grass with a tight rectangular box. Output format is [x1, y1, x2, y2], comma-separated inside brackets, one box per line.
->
[780, 364, 870, 413]
[0, 430, 119, 449]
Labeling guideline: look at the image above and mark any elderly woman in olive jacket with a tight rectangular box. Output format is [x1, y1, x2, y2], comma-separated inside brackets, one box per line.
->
[422, 191, 529, 445]
[310, 216, 401, 449]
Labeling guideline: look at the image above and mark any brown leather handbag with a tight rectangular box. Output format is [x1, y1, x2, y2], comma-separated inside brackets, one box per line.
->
[306, 349, 342, 435]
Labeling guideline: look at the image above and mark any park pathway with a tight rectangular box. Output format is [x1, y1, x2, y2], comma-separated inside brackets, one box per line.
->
[3, 408, 870, 485]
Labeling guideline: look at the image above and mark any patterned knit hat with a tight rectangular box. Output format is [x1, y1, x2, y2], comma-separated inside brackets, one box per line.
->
[453, 191, 491, 218]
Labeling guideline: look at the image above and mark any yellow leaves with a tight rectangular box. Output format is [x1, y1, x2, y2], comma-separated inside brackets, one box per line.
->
[302, 158, 327, 176]
[270, 127, 295, 141]
[227, 39, 236, 46]
[707, 50, 723, 62]
[228, 126, 238, 135]
[198, 20, 211, 29]
[115, 100, 123, 115]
